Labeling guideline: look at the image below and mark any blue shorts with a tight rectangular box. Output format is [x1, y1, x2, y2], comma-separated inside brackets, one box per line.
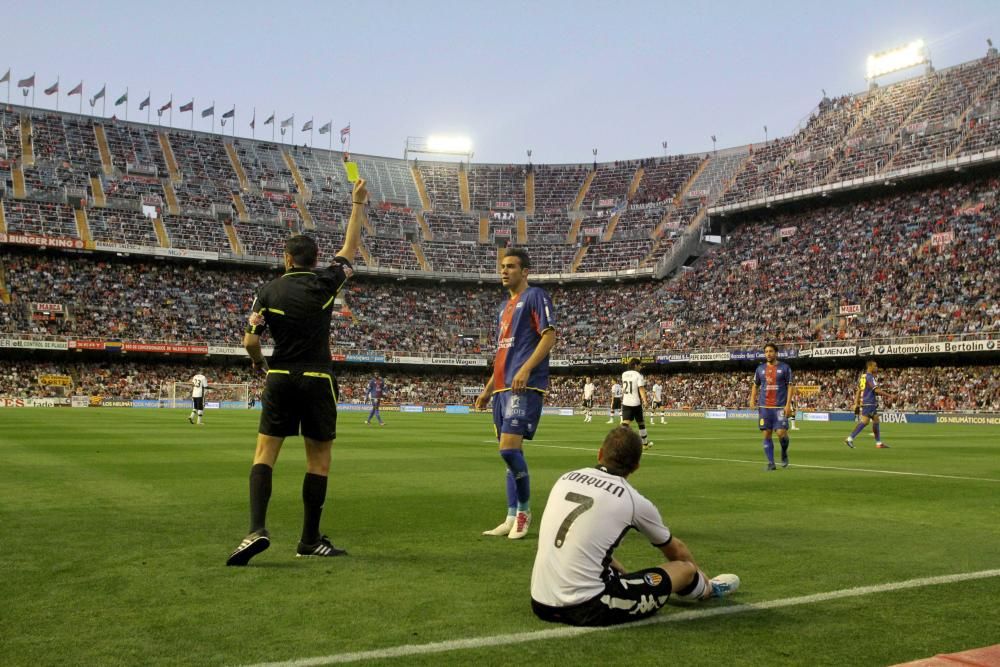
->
[860, 405, 878, 418]
[758, 408, 789, 432]
[493, 390, 544, 440]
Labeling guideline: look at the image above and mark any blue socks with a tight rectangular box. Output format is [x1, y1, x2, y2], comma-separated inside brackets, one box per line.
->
[763, 437, 775, 465]
[779, 436, 789, 456]
[849, 423, 866, 439]
[873, 423, 881, 440]
[500, 449, 530, 512]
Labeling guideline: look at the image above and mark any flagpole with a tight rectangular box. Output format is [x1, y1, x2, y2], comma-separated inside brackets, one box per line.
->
[125, 87, 129, 121]
[212, 100, 215, 134]
[252, 106, 256, 139]
[272, 111, 275, 142]
[191, 99, 195, 130]
[169, 94, 173, 128]
[232, 109, 236, 138]
[310, 118, 314, 147]
[55, 76, 59, 111]
[102, 83, 106, 118]
[79, 85, 83, 115]
[147, 91, 151, 123]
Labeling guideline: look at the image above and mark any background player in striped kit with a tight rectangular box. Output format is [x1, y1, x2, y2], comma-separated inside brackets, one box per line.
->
[749, 343, 793, 470]
[845, 359, 894, 449]
[365, 372, 386, 426]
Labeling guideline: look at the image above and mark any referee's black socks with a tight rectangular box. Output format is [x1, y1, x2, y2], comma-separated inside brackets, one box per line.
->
[249, 463, 272, 533]
[301, 472, 328, 545]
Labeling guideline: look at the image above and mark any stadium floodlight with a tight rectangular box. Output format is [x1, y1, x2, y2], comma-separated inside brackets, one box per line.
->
[404, 135, 474, 161]
[427, 135, 472, 154]
[866, 39, 929, 81]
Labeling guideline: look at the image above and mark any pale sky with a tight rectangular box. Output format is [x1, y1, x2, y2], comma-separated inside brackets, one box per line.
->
[5, 0, 1000, 163]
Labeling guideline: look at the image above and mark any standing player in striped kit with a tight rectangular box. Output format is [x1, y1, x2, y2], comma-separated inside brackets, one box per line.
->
[748, 343, 793, 471]
[475, 248, 557, 540]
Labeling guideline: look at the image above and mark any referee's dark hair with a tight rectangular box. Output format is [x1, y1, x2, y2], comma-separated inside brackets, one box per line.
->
[285, 235, 319, 267]
[600, 427, 643, 475]
[504, 247, 531, 270]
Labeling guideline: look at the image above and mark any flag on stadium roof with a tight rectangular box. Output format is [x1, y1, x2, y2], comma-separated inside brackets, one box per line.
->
[139, 94, 150, 110]
[250, 111, 256, 130]
[201, 104, 214, 118]
[222, 107, 235, 119]
[340, 124, 351, 139]
[18, 74, 35, 88]
[179, 100, 194, 113]
[44, 80, 59, 95]
[159, 99, 172, 113]
[114, 91, 128, 106]
[91, 85, 106, 102]
[302, 119, 313, 132]
[68, 81, 83, 96]
[264, 113, 275, 125]
[318, 121, 332, 134]
[0, 69, 9, 84]
[281, 115, 294, 128]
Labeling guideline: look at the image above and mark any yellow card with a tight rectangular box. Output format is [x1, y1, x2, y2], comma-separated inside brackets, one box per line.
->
[345, 161, 360, 182]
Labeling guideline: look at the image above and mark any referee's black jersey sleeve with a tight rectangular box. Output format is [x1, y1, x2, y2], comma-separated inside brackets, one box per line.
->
[320, 256, 353, 293]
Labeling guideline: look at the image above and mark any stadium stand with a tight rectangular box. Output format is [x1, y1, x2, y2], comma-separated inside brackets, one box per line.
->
[1, 165, 997, 353]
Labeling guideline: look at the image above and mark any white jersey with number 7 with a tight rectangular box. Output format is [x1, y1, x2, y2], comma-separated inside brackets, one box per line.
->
[531, 466, 671, 607]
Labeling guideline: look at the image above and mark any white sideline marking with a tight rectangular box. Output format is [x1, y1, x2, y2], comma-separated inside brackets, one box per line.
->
[241, 569, 1000, 667]
[527, 443, 1000, 483]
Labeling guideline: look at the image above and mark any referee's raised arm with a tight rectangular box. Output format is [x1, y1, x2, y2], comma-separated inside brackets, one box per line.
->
[337, 179, 368, 262]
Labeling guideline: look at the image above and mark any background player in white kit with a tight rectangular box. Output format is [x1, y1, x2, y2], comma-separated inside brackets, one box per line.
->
[582, 377, 596, 422]
[650, 378, 666, 425]
[530, 427, 739, 626]
[606, 381, 623, 423]
[620, 358, 652, 449]
[188, 372, 209, 425]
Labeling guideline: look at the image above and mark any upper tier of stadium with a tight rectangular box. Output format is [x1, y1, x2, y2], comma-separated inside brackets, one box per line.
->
[2, 51, 1000, 279]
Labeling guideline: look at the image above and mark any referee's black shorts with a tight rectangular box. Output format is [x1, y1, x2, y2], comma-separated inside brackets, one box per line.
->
[259, 367, 339, 441]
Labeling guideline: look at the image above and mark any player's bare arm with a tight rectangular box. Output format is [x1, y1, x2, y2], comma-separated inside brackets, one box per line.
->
[474, 384, 494, 411]
[660, 536, 698, 567]
[511, 328, 557, 391]
[749, 385, 758, 409]
[243, 332, 268, 373]
[337, 178, 368, 261]
[639, 385, 649, 408]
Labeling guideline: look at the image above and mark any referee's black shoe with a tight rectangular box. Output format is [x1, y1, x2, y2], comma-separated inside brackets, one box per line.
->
[226, 529, 270, 566]
[296, 535, 348, 558]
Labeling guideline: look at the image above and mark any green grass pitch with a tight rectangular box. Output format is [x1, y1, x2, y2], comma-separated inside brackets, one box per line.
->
[2, 408, 998, 666]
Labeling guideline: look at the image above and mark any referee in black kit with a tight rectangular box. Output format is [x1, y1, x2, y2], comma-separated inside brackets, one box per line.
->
[226, 178, 368, 566]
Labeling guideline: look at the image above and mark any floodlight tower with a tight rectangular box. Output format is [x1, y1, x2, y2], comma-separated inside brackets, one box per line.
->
[866, 39, 931, 89]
